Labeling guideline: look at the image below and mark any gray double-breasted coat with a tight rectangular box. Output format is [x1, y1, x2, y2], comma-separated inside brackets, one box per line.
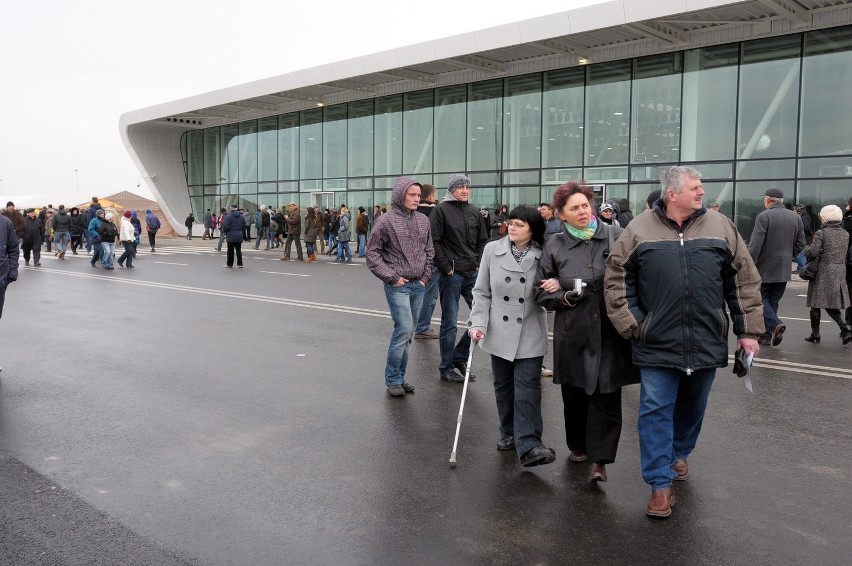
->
[468, 237, 548, 361]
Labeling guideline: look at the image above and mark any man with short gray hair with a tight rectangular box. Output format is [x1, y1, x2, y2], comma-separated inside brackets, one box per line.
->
[747, 188, 806, 346]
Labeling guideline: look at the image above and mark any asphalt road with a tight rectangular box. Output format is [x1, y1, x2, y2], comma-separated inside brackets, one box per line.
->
[1, 238, 850, 565]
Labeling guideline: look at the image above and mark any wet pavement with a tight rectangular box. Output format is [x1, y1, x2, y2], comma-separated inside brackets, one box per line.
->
[1, 238, 850, 565]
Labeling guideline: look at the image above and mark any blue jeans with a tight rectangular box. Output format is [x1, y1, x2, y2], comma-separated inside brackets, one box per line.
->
[54, 233, 68, 253]
[357, 233, 366, 256]
[255, 227, 271, 249]
[337, 241, 352, 262]
[760, 282, 787, 339]
[491, 355, 545, 458]
[100, 242, 115, 268]
[83, 229, 92, 252]
[415, 267, 440, 334]
[383, 281, 425, 386]
[90, 242, 102, 265]
[438, 272, 477, 373]
[638, 367, 716, 489]
[216, 230, 227, 251]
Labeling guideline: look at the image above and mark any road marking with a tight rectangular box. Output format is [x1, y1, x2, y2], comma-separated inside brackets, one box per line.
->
[259, 271, 311, 277]
[152, 261, 188, 266]
[26, 266, 851, 380]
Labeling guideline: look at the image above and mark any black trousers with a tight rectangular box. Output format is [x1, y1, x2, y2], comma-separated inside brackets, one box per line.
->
[22, 240, 41, 264]
[226, 241, 243, 267]
[561, 384, 623, 465]
[148, 231, 157, 249]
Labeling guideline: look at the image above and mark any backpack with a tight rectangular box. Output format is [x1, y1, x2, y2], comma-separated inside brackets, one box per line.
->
[147, 214, 161, 231]
[261, 211, 270, 227]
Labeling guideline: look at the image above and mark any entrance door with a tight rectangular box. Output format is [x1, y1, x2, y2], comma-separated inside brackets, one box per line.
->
[311, 192, 335, 211]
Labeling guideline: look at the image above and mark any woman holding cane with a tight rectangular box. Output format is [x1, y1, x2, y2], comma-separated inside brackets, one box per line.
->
[468, 206, 559, 467]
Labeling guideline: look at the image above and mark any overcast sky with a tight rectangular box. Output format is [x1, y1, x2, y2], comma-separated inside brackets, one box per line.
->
[0, 0, 605, 208]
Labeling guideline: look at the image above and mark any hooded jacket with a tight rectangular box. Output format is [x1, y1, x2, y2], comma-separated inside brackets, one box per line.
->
[338, 211, 352, 242]
[429, 188, 489, 277]
[0, 215, 19, 285]
[605, 200, 764, 373]
[69, 208, 86, 235]
[222, 209, 246, 243]
[52, 209, 72, 234]
[366, 176, 434, 285]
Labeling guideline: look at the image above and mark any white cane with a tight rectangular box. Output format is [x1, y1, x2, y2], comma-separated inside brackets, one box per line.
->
[449, 340, 477, 466]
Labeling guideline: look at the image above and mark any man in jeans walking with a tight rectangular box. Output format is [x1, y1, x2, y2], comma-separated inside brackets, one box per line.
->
[367, 176, 434, 397]
[430, 174, 489, 383]
[605, 166, 763, 518]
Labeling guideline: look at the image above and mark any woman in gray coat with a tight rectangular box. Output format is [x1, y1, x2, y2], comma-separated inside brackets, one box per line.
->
[535, 182, 639, 483]
[469, 206, 558, 468]
[802, 204, 851, 344]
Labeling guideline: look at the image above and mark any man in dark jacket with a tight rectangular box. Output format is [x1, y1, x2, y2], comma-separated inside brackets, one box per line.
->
[21, 209, 43, 267]
[355, 206, 369, 257]
[88, 208, 106, 267]
[430, 174, 489, 383]
[0, 213, 20, 322]
[84, 198, 102, 253]
[281, 202, 304, 261]
[2, 202, 25, 238]
[747, 188, 806, 346]
[69, 207, 86, 254]
[52, 205, 72, 259]
[605, 166, 763, 519]
[222, 204, 246, 268]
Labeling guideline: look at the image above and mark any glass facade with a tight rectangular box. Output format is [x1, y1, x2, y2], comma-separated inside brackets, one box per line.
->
[182, 26, 852, 239]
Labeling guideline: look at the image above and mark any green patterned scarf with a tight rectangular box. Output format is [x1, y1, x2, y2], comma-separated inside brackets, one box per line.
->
[564, 216, 598, 240]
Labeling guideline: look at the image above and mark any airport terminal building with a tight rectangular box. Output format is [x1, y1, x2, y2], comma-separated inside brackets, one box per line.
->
[121, 0, 852, 239]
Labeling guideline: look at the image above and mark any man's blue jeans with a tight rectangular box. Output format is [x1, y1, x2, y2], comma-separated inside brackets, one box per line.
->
[760, 282, 787, 339]
[337, 241, 352, 262]
[383, 281, 425, 386]
[357, 233, 366, 256]
[438, 272, 476, 373]
[100, 242, 115, 268]
[491, 355, 545, 458]
[255, 226, 271, 249]
[415, 267, 440, 334]
[90, 242, 102, 266]
[638, 367, 716, 489]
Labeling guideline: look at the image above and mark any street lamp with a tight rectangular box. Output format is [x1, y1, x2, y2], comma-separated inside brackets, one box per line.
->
[75, 169, 79, 193]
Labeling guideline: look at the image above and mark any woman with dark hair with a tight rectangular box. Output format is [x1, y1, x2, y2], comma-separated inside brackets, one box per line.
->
[535, 181, 639, 483]
[304, 207, 319, 262]
[491, 204, 509, 239]
[468, 206, 560, 467]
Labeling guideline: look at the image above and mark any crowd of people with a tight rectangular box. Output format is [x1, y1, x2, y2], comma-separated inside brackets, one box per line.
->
[364, 167, 852, 519]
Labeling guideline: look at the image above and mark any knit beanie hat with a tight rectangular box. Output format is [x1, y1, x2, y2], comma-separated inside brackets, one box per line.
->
[447, 174, 471, 193]
[105, 213, 114, 221]
[123, 210, 132, 218]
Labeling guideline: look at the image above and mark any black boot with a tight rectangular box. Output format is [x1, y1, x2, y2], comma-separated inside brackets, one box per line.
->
[825, 309, 852, 344]
[846, 306, 852, 328]
[804, 309, 821, 343]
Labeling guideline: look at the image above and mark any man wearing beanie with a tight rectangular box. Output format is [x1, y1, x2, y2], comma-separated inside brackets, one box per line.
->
[747, 187, 806, 346]
[430, 174, 489, 383]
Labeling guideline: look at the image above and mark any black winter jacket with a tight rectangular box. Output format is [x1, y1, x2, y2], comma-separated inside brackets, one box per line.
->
[22, 216, 44, 244]
[53, 210, 72, 234]
[430, 196, 489, 277]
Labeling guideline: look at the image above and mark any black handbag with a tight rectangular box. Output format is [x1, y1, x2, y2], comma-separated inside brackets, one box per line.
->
[798, 234, 823, 281]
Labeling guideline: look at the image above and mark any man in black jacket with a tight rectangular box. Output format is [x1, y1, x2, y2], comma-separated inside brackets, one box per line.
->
[430, 174, 489, 383]
[0, 213, 20, 323]
[21, 209, 43, 267]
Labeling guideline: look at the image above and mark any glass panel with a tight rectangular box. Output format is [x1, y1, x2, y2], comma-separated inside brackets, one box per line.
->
[373, 190, 392, 216]
[681, 44, 738, 161]
[238, 121, 258, 182]
[468, 172, 500, 187]
[203, 128, 220, 184]
[348, 100, 374, 177]
[300, 109, 323, 179]
[322, 179, 347, 190]
[585, 61, 631, 165]
[222, 125, 239, 184]
[346, 193, 374, 227]
[800, 27, 852, 156]
[189, 185, 205, 197]
[630, 163, 677, 182]
[738, 36, 801, 160]
[186, 130, 203, 186]
[680, 162, 733, 180]
[434, 85, 467, 173]
[584, 166, 628, 183]
[202, 185, 218, 196]
[403, 90, 434, 174]
[468, 187, 500, 212]
[698, 182, 731, 218]
[278, 114, 299, 181]
[468, 80, 503, 171]
[503, 74, 542, 170]
[796, 179, 849, 226]
[542, 168, 583, 185]
[798, 156, 852, 178]
[628, 183, 659, 214]
[631, 53, 682, 164]
[503, 170, 539, 185]
[543, 68, 585, 168]
[502, 187, 541, 209]
[375, 95, 402, 176]
[733, 180, 795, 240]
[258, 117, 278, 182]
[300, 180, 322, 192]
[258, 182, 276, 194]
[348, 177, 373, 190]
[324, 105, 347, 178]
[736, 159, 796, 179]
[238, 183, 256, 196]
[278, 181, 299, 192]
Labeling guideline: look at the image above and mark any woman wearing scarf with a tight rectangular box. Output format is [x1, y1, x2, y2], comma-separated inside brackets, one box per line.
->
[468, 206, 559, 467]
[535, 181, 639, 483]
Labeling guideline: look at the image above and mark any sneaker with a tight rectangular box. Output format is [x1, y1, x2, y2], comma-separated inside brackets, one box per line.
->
[414, 329, 439, 339]
[387, 385, 405, 397]
[497, 434, 515, 451]
[771, 324, 786, 346]
[541, 366, 553, 377]
[439, 370, 465, 383]
[453, 361, 476, 381]
[401, 381, 415, 393]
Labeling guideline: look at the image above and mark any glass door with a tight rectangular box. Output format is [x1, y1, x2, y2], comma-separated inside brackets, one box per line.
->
[311, 192, 336, 211]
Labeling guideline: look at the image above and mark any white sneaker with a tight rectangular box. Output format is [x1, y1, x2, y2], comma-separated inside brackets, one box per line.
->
[541, 366, 553, 377]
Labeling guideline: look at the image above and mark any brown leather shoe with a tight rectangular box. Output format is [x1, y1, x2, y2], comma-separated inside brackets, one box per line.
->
[646, 487, 675, 518]
[589, 463, 607, 482]
[672, 459, 689, 481]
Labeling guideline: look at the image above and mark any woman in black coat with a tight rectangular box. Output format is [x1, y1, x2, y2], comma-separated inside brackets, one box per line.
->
[535, 181, 639, 483]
